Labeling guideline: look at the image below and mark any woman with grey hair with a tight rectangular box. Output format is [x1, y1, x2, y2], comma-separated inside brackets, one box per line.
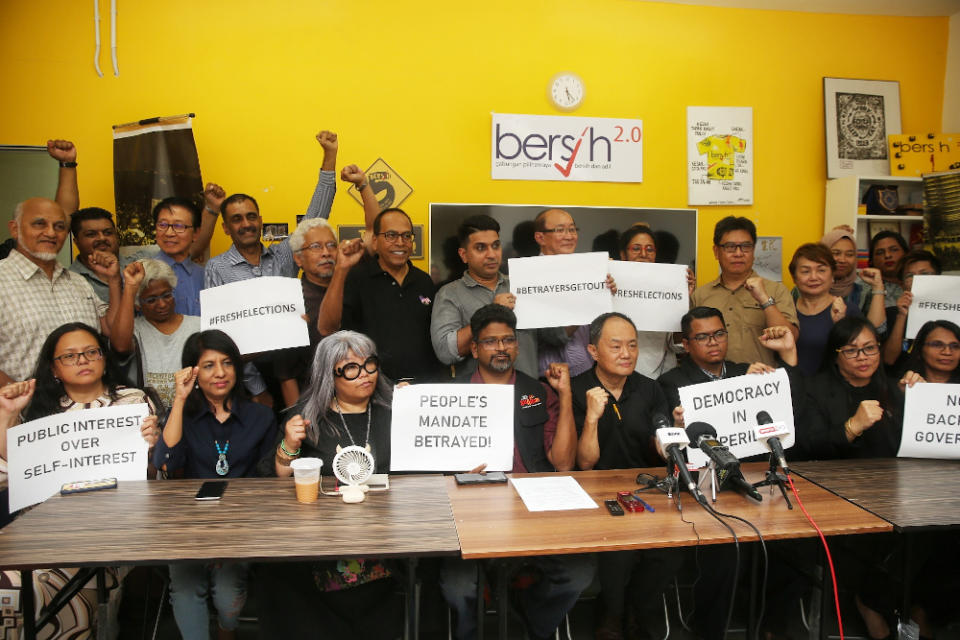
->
[254, 330, 402, 639]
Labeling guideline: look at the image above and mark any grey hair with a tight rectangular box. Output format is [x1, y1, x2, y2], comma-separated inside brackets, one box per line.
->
[135, 259, 178, 302]
[300, 330, 393, 445]
[12, 201, 24, 223]
[289, 218, 336, 253]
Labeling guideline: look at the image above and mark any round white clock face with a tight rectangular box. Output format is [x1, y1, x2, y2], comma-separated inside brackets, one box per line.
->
[549, 73, 584, 111]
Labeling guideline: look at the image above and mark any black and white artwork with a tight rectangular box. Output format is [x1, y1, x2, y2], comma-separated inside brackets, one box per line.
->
[824, 78, 901, 178]
[836, 93, 887, 160]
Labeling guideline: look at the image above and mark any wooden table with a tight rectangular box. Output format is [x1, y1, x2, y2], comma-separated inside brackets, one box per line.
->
[0, 475, 460, 639]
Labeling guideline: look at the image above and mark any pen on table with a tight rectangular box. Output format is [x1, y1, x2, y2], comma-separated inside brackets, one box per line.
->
[634, 495, 655, 512]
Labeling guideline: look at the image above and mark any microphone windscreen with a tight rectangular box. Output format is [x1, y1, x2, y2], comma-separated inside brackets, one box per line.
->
[756, 410, 773, 425]
[684, 421, 717, 448]
[652, 413, 671, 431]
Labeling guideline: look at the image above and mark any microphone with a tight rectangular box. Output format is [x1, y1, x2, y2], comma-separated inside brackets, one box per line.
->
[755, 411, 791, 474]
[685, 422, 740, 476]
[654, 426, 703, 503]
[726, 468, 764, 502]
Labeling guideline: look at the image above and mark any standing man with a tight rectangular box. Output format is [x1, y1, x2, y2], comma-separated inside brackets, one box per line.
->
[205, 130, 339, 287]
[430, 214, 539, 378]
[69, 207, 129, 302]
[691, 216, 797, 366]
[0, 199, 118, 385]
[440, 304, 592, 640]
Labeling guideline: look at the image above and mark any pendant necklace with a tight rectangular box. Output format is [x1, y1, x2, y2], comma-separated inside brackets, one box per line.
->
[334, 398, 371, 449]
[213, 416, 231, 476]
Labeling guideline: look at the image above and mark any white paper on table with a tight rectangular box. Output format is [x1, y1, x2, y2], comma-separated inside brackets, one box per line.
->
[898, 382, 960, 459]
[509, 476, 599, 512]
[200, 276, 309, 355]
[508, 252, 612, 329]
[607, 261, 687, 332]
[905, 275, 960, 339]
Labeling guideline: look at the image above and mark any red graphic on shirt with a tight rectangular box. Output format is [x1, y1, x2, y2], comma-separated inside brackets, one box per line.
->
[519, 394, 543, 408]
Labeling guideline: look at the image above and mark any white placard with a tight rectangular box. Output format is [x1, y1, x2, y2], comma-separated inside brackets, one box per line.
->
[200, 276, 309, 355]
[687, 106, 753, 205]
[607, 261, 687, 332]
[492, 113, 643, 183]
[7, 404, 150, 512]
[753, 236, 782, 282]
[905, 275, 960, 339]
[508, 253, 612, 329]
[899, 383, 960, 459]
[677, 368, 795, 467]
[510, 476, 599, 512]
[389, 384, 514, 472]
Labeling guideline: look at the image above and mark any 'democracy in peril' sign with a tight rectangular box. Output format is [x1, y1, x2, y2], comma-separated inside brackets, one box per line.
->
[508, 252, 613, 329]
[606, 261, 688, 332]
[677, 368, 795, 468]
[899, 382, 960, 459]
[390, 384, 514, 472]
[491, 113, 643, 183]
[201, 276, 309, 355]
[7, 404, 150, 512]
[905, 275, 960, 339]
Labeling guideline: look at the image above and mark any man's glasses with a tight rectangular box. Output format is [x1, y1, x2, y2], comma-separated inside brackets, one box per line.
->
[836, 344, 880, 359]
[541, 226, 579, 236]
[300, 242, 338, 252]
[140, 291, 174, 306]
[718, 242, 755, 254]
[54, 348, 104, 366]
[924, 341, 960, 352]
[334, 356, 380, 380]
[476, 336, 518, 350]
[688, 330, 728, 344]
[156, 221, 190, 234]
[377, 231, 414, 243]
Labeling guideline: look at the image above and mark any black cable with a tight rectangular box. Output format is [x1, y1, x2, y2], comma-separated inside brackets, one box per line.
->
[709, 505, 769, 640]
[677, 495, 702, 627]
[695, 496, 740, 640]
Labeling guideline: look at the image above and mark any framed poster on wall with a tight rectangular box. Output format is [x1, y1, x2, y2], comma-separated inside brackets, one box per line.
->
[824, 77, 901, 179]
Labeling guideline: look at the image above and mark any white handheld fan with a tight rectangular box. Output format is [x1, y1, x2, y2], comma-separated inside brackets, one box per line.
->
[332, 445, 375, 503]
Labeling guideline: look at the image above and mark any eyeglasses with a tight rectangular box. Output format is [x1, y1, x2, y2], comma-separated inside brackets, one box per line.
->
[836, 344, 880, 359]
[628, 244, 656, 255]
[156, 221, 190, 234]
[924, 341, 960, 352]
[140, 291, 174, 305]
[541, 226, 579, 236]
[718, 242, 755, 254]
[334, 355, 380, 380]
[476, 336, 518, 350]
[688, 330, 728, 344]
[300, 241, 338, 252]
[376, 231, 414, 243]
[54, 348, 104, 366]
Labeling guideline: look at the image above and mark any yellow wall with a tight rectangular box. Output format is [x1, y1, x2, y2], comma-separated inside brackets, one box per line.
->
[0, 0, 948, 283]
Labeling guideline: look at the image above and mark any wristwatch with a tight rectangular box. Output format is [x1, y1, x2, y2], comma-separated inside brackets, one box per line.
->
[760, 297, 775, 309]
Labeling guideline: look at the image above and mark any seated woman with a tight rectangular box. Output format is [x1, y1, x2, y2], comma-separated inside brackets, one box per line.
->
[789, 243, 884, 376]
[617, 223, 694, 378]
[153, 329, 276, 640]
[0, 322, 159, 639]
[898, 320, 960, 385]
[254, 330, 401, 640]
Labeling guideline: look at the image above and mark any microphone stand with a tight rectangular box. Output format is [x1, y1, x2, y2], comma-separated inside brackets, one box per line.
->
[697, 461, 719, 503]
[752, 453, 793, 509]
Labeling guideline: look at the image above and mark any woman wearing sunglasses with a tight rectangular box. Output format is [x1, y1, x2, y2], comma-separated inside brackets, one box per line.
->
[255, 330, 401, 639]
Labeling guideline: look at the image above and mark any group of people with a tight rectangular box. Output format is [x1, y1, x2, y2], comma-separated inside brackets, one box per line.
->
[0, 135, 956, 640]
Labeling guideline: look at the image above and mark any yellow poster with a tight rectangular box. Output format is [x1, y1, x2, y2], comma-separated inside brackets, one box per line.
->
[889, 134, 960, 176]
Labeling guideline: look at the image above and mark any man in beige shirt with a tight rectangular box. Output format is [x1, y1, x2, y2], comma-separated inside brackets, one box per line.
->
[691, 216, 798, 366]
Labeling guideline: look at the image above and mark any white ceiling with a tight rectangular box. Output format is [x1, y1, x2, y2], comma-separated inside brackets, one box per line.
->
[645, 0, 960, 16]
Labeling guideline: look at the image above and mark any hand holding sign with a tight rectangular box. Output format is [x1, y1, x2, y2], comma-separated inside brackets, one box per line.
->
[897, 291, 913, 318]
[493, 292, 516, 310]
[898, 370, 925, 391]
[140, 415, 160, 448]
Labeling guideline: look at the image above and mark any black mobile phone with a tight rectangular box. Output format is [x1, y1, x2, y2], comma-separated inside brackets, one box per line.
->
[195, 481, 227, 501]
[604, 499, 625, 516]
[454, 472, 508, 485]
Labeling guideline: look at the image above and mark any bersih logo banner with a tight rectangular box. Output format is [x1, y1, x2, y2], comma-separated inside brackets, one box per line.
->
[113, 115, 202, 247]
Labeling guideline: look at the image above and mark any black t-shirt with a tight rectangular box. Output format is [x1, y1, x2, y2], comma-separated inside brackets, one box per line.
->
[341, 255, 440, 382]
[274, 276, 327, 383]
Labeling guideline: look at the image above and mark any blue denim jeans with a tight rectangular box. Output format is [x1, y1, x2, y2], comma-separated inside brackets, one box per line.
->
[168, 562, 248, 640]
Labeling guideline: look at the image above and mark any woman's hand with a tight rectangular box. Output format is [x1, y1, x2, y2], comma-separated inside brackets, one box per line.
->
[746, 362, 775, 374]
[849, 400, 884, 438]
[283, 414, 310, 453]
[898, 370, 925, 391]
[173, 367, 198, 403]
[830, 296, 847, 323]
[140, 415, 160, 447]
[123, 261, 146, 290]
[858, 268, 883, 290]
[671, 405, 685, 429]
[896, 291, 913, 318]
[0, 380, 35, 417]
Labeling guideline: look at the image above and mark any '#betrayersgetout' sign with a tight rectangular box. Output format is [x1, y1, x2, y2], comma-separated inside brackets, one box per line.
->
[491, 113, 643, 183]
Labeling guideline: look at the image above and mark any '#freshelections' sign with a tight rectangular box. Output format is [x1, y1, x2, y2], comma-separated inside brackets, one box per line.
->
[905, 275, 960, 339]
[899, 383, 960, 459]
[390, 384, 514, 472]
[492, 113, 643, 182]
[607, 261, 688, 332]
[678, 369, 795, 467]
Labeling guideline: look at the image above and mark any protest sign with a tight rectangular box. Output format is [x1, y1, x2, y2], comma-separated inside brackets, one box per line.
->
[906, 275, 960, 339]
[607, 261, 687, 332]
[7, 404, 150, 512]
[508, 252, 612, 329]
[678, 368, 795, 467]
[899, 382, 960, 459]
[200, 276, 309, 354]
[390, 384, 514, 472]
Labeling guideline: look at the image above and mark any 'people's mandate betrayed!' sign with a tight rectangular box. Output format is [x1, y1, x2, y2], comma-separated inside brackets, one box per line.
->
[678, 369, 795, 467]
[899, 382, 960, 459]
[508, 252, 612, 329]
[201, 276, 309, 355]
[390, 384, 514, 472]
[7, 404, 150, 512]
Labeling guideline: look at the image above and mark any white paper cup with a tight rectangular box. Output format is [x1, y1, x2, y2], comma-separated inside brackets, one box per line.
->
[290, 457, 322, 503]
